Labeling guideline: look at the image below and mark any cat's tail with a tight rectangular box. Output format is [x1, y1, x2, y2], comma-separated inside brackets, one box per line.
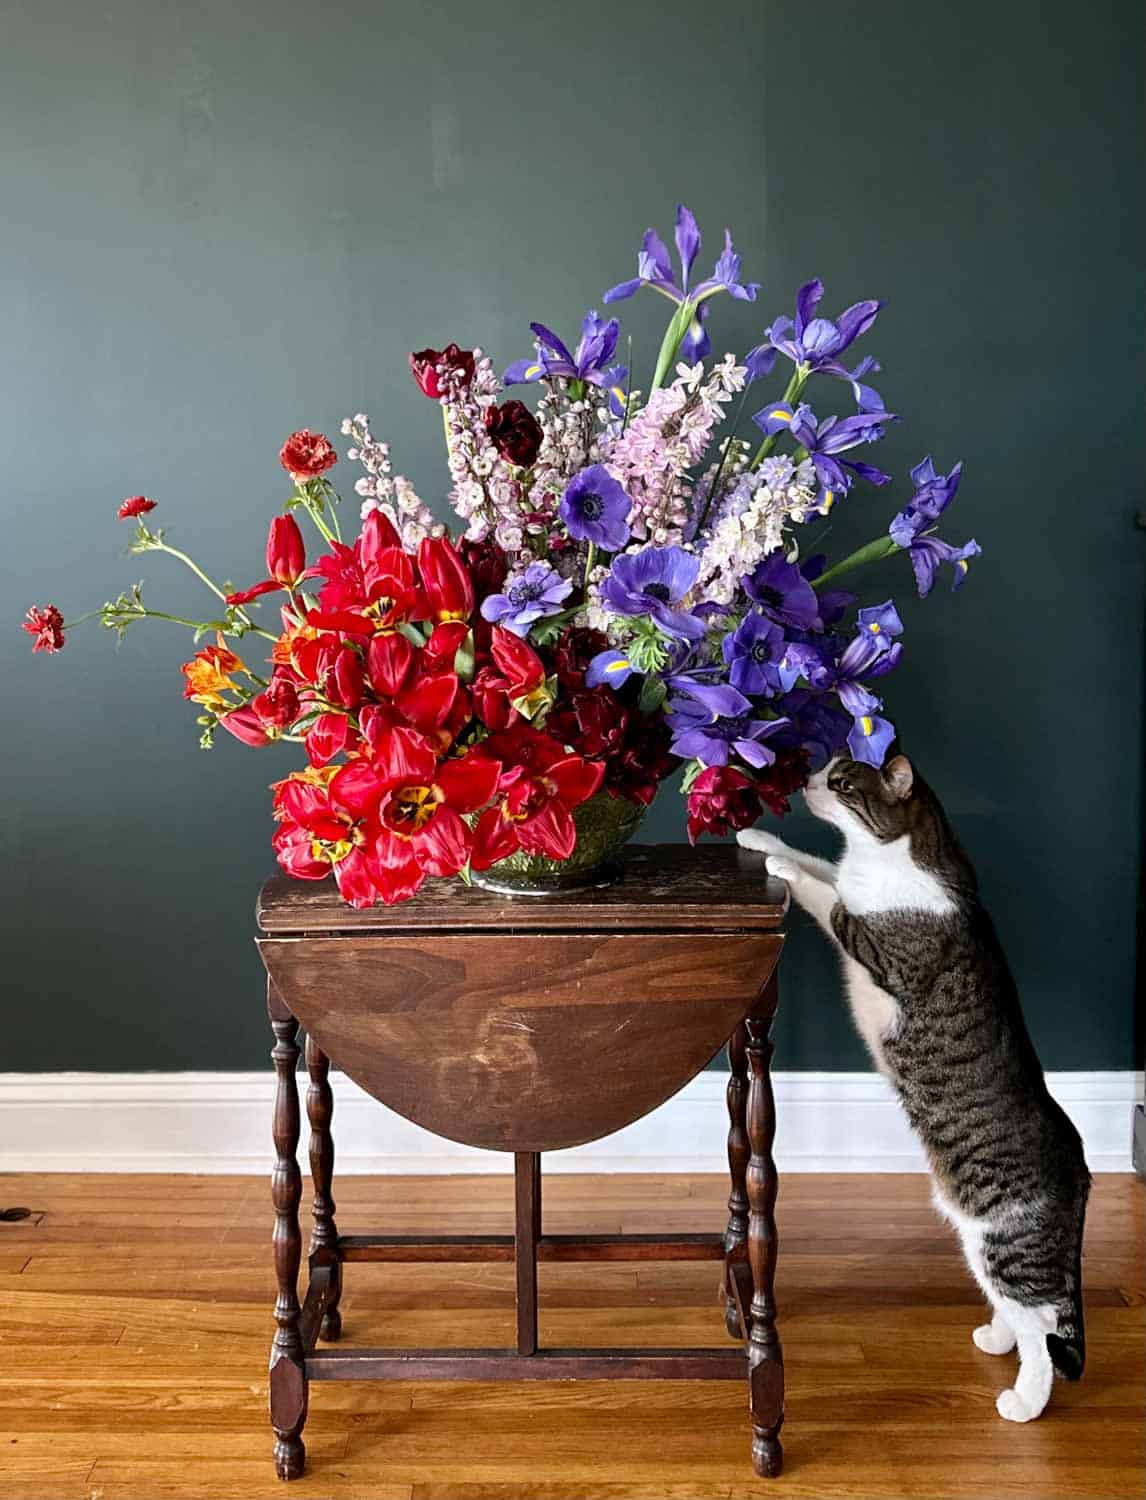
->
[1046, 1184, 1088, 1381]
[1047, 1289, 1085, 1380]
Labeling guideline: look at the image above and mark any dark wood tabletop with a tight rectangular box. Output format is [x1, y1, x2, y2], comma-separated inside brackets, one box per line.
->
[257, 843, 788, 934]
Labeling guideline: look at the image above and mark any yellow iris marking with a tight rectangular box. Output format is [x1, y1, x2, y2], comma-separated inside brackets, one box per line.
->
[823, 490, 835, 511]
[605, 658, 631, 674]
[770, 409, 792, 423]
[612, 386, 627, 407]
[524, 364, 542, 379]
[868, 622, 881, 634]
[860, 715, 874, 736]
[957, 559, 969, 573]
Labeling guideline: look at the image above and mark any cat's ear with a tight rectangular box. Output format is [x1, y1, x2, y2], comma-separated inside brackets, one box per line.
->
[883, 754, 914, 801]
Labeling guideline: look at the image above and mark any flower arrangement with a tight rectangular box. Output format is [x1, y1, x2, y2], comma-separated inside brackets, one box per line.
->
[24, 205, 980, 908]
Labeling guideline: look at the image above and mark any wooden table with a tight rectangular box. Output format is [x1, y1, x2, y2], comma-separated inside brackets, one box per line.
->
[256, 844, 787, 1482]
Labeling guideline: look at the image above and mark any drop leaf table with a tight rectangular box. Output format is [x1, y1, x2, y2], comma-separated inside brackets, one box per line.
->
[256, 843, 787, 1481]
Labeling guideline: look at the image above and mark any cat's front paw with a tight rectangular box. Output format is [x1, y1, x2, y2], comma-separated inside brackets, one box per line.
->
[765, 855, 801, 885]
[737, 828, 787, 858]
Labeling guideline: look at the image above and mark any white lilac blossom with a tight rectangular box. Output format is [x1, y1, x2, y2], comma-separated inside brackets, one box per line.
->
[693, 455, 819, 606]
[341, 414, 442, 548]
[609, 356, 746, 546]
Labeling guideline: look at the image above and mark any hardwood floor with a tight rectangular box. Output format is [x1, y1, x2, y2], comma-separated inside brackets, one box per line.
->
[1, 1172, 1141, 1499]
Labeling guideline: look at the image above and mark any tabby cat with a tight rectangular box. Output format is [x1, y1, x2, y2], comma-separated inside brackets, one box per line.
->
[738, 753, 1089, 1423]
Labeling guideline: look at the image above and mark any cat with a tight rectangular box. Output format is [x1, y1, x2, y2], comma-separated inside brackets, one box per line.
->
[738, 752, 1090, 1423]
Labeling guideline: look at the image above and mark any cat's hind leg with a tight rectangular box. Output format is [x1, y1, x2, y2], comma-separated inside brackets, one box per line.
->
[994, 1300, 1056, 1423]
[972, 1308, 1016, 1356]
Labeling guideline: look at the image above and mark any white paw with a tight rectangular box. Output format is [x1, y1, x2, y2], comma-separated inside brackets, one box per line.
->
[737, 828, 787, 856]
[995, 1388, 1040, 1423]
[973, 1323, 1016, 1356]
[765, 856, 800, 884]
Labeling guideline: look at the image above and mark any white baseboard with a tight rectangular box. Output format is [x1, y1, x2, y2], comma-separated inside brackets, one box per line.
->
[0, 1070, 1138, 1175]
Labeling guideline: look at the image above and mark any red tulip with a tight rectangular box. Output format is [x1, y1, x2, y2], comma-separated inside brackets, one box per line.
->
[470, 725, 604, 868]
[226, 514, 318, 606]
[408, 344, 475, 399]
[418, 536, 474, 623]
[219, 705, 271, 747]
[252, 674, 300, 735]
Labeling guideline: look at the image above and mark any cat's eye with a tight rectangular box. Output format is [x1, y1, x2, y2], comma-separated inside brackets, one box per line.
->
[836, 779, 853, 794]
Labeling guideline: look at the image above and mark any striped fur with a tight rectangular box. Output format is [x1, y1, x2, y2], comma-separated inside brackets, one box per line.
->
[738, 753, 1090, 1422]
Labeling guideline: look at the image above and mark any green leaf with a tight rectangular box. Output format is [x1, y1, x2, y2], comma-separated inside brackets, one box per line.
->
[637, 675, 667, 713]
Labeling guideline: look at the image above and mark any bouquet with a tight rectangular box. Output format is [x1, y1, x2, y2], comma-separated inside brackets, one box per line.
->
[24, 204, 980, 909]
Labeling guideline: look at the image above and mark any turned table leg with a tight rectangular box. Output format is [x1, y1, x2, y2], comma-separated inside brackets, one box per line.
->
[722, 1019, 751, 1339]
[268, 980, 307, 1481]
[305, 1034, 342, 1341]
[746, 975, 783, 1478]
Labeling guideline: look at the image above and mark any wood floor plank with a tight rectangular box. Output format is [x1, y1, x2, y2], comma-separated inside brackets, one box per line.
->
[0, 1171, 1140, 1500]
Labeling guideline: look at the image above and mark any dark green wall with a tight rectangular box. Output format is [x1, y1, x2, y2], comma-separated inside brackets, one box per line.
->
[5, 1, 1142, 1071]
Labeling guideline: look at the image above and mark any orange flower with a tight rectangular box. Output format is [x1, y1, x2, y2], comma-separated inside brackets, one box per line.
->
[181, 637, 245, 710]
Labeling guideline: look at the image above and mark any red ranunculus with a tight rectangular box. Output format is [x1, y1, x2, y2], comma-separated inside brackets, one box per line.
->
[459, 537, 509, 598]
[471, 725, 604, 867]
[685, 765, 763, 846]
[280, 429, 338, 479]
[483, 400, 542, 467]
[227, 514, 320, 605]
[418, 536, 474, 623]
[553, 626, 609, 692]
[22, 604, 66, 654]
[547, 687, 628, 760]
[755, 747, 811, 818]
[408, 344, 475, 399]
[118, 495, 157, 520]
[605, 711, 677, 807]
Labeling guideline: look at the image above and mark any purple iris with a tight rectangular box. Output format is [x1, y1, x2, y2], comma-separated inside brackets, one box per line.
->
[504, 310, 628, 415]
[889, 457, 964, 545]
[742, 550, 823, 632]
[746, 279, 884, 410]
[721, 613, 799, 697]
[602, 204, 759, 361]
[786, 606, 903, 767]
[586, 648, 634, 689]
[600, 545, 705, 641]
[480, 561, 573, 637]
[560, 465, 631, 552]
[665, 679, 788, 768]
[889, 457, 980, 597]
[769, 692, 852, 771]
[754, 402, 895, 499]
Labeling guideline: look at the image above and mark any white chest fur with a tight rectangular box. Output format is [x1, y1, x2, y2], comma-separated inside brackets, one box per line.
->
[835, 826, 955, 918]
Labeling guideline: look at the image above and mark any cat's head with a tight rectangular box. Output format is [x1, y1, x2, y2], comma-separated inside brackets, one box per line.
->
[803, 753, 918, 843]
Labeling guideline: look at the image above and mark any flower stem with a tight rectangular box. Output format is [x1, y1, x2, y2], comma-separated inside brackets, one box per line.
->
[811, 535, 900, 590]
[151, 538, 268, 635]
[649, 301, 693, 392]
[583, 541, 597, 592]
[749, 366, 809, 467]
